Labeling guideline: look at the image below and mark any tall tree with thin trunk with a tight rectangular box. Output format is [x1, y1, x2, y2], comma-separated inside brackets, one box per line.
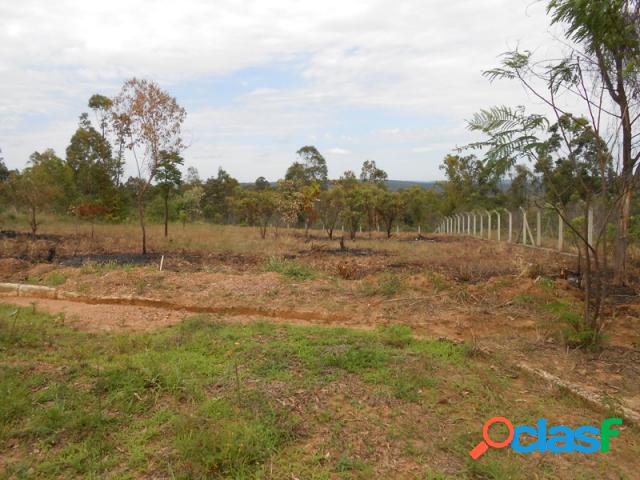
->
[548, 0, 640, 285]
[156, 150, 183, 238]
[111, 78, 186, 254]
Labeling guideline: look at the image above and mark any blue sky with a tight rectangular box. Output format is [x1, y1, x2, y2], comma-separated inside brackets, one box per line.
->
[0, 0, 560, 182]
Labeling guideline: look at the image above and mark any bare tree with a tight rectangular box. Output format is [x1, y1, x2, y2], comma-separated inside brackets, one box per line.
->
[111, 78, 186, 254]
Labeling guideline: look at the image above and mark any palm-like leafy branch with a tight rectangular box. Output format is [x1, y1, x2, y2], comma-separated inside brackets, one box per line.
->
[462, 106, 548, 175]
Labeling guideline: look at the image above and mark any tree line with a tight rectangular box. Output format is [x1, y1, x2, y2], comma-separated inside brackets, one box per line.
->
[0, 84, 441, 247]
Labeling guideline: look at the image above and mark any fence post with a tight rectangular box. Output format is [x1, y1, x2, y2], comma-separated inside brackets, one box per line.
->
[520, 207, 527, 245]
[472, 212, 477, 236]
[479, 213, 484, 238]
[465, 213, 470, 235]
[557, 211, 564, 251]
[418, 225, 421, 235]
[536, 210, 542, 247]
[486, 211, 492, 241]
[506, 209, 512, 243]
[495, 210, 501, 242]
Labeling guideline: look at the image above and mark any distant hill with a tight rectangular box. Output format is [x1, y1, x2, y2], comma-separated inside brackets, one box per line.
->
[384, 180, 437, 191]
[240, 179, 439, 190]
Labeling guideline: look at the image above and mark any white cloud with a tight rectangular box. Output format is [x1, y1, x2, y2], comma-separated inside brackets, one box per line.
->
[328, 148, 350, 155]
[0, 0, 567, 179]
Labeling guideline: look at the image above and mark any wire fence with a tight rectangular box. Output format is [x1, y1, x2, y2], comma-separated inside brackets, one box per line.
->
[434, 205, 613, 257]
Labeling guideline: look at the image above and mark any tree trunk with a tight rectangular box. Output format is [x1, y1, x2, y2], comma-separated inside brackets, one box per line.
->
[164, 192, 169, 238]
[138, 196, 147, 255]
[611, 55, 632, 286]
[613, 175, 632, 285]
[30, 206, 37, 238]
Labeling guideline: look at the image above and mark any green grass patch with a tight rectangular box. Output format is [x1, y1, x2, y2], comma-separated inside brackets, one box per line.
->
[362, 273, 402, 297]
[0, 302, 632, 479]
[264, 256, 319, 280]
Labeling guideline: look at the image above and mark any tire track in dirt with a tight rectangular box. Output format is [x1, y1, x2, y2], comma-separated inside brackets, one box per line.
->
[0, 282, 362, 332]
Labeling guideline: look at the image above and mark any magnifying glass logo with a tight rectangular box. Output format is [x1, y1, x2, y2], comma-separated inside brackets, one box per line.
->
[469, 417, 514, 460]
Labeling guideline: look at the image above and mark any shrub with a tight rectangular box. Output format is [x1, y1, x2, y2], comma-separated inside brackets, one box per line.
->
[264, 256, 318, 280]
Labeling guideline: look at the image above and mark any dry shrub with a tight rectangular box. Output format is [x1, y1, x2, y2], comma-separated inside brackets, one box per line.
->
[336, 261, 364, 280]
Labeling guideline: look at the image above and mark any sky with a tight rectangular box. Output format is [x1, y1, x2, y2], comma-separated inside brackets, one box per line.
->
[0, 0, 565, 182]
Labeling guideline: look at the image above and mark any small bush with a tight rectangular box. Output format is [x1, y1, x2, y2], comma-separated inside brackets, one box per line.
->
[536, 276, 556, 291]
[561, 310, 603, 349]
[45, 272, 68, 287]
[264, 256, 318, 280]
[378, 325, 413, 348]
[336, 261, 364, 280]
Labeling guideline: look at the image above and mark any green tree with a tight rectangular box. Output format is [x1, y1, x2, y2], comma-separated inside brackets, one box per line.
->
[360, 160, 388, 185]
[535, 115, 613, 207]
[88, 94, 113, 139]
[202, 168, 239, 223]
[232, 189, 278, 239]
[439, 153, 503, 213]
[66, 113, 122, 213]
[254, 176, 270, 190]
[376, 190, 406, 238]
[0, 148, 9, 182]
[285, 146, 329, 188]
[401, 186, 431, 228]
[337, 175, 367, 240]
[156, 150, 184, 237]
[28, 149, 75, 212]
[318, 185, 346, 239]
[8, 160, 64, 236]
[176, 185, 204, 226]
[548, 0, 640, 284]
[297, 146, 328, 188]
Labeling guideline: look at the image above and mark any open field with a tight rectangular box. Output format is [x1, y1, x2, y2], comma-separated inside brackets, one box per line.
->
[1, 222, 639, 479]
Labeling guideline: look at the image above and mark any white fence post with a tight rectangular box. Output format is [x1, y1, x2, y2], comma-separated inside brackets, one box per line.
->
[495, 210, 501, 242]
[524, 210, 527, 245]
[486, 211, 492, 241]
[536, 209, 542, 247]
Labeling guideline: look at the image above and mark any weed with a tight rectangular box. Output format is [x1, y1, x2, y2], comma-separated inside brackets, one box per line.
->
[135, 278, 147, 295]
[512, 294, 537, 305]
[264, 256, 318, 280]
[545, 301, 604, 349]
[378, 324, 413, 348]
[362, 273, 402, 297]
[424, 270, 448, 292]
[536, 276, 556, 291]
